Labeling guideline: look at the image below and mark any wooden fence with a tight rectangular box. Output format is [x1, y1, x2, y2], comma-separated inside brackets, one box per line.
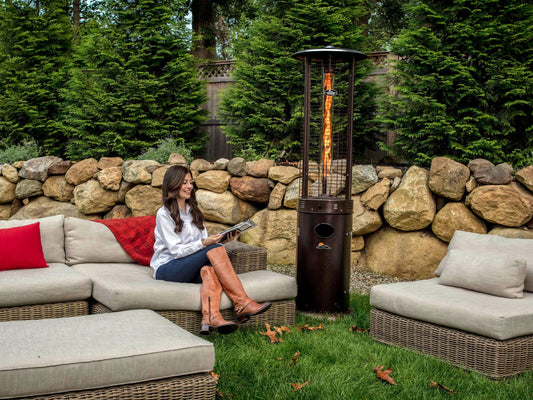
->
[198, 52, 395, 161]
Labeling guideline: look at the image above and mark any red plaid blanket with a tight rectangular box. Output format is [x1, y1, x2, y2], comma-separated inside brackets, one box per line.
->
[95, 216, 156, 266]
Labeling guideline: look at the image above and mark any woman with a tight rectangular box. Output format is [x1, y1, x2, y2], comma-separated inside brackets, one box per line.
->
[150, 165, 271, 335]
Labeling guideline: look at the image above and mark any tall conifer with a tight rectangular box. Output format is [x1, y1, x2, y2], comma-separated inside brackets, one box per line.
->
[220, 0, 378, 160]
[61, 0, 207, 160]
[380, 0, 533, 167]
[0, 0, 72, 155]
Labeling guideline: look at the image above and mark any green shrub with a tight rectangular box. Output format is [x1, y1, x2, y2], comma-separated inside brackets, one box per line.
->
[137, 137, 193, 164]
[0, 139, 42, 164]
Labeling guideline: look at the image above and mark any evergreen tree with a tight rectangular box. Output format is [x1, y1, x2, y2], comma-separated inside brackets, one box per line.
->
[220, 0, 378, 160]
[380, 0, 533, 167]
[0, 0, 72, 155]
[60, 0, 207, 160]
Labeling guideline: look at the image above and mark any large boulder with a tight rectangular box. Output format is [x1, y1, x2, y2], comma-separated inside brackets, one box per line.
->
[196, 189, 259, 225]
[467, 158, 494, 173]
[431, 202, 487, 242]
[364, 226, 448, 279]
[230, 176, 271, 203]
[168, 153, 188, 165]
[473, 163, 513, 185]
[65, 158, 99, 186]
[360, 179, 390, 210]
[15, 179, 43, 199]
[516, 166, 533, 193]
[488, 226, 533, 239]
[227, 157, 247, 177]
[383, 166, 436, 231]
[466, 183, 533, 227]
[241, 208, 297, 264]
[95, 167, 123, 191]
[268, 166, 300, 184]
[18, 156, 62, 182]
[268, 183, 286, 210]
[351, 165, 378, 194]
[103, 205, 132, 219]
[196, 170, 232, 193]
[122, 160, 159, 184]
[9, 196, 94, 220]
[283, 178, 301, 209]
[124, 185, 162, 216]
[97, 157, 123, 170]
[42, 176, 75, 202]
[0, 177, 16, 204]
[352, 195, 383, 235]
[190, 159, 214, 172]
[428, 157, 470, 200]
[48, 160, 73, 175]
[246, 159, 275, 178]
[151, 165, 171, 188]
[74, 179, 118, 214]
[1, 164, 19, 183]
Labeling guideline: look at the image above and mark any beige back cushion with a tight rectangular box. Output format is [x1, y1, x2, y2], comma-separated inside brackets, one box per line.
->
[64, 217, 133, 265]
[435, 230, 533, 292]
[0, 215, 65, 264]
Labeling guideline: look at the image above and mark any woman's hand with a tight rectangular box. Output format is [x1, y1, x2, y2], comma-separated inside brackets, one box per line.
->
[202, 234, 223, 247]
[223, 230, 241, 243]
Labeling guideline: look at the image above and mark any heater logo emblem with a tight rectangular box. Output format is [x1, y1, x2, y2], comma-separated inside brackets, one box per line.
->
[325, 89, 337, 97]
[316, 242, 331, 250]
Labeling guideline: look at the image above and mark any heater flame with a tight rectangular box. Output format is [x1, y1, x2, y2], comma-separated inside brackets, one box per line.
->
[322, 72, 333, 193]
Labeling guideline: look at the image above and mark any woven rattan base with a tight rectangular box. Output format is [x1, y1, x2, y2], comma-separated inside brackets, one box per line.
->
[0, 301, 89, 322]
[91, 299, 295, 334]
[20, 373, 215, 400]
[370, 308, 533, 379]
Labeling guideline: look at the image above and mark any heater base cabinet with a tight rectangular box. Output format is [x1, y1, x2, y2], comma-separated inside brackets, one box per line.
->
[296, 198, 352, 313]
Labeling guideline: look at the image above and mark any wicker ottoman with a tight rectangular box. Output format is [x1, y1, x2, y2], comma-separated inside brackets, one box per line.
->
[0, 310, 216, 399]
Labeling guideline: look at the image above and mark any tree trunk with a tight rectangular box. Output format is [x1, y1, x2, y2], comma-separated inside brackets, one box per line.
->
[73, 0, 80, 43]
[191, 0, 217, 60]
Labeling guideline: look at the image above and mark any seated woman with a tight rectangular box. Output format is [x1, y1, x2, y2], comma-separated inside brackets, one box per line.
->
[150, 165, 271, 334]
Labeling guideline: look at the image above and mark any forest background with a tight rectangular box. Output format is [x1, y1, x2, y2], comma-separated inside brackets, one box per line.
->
[0, 0, 531, 167]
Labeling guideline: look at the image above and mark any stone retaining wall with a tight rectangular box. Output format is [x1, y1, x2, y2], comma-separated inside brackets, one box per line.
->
[1, 155, 533, 279]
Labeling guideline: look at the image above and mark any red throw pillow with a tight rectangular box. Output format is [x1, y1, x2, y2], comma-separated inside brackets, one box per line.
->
[0, 222, 49, 271]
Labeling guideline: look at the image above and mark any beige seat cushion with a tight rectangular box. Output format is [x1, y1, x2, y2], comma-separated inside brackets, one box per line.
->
[0, 310, 214, 399]
[64, 217, 133, 265]
[370, 278, 533, 340]
[72, 263, 297, 311]
[0, 215, 65, 264]
[0, 263, 92, 307]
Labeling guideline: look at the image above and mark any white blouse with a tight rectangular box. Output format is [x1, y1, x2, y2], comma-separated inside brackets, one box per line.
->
[150, 205, 208, 276]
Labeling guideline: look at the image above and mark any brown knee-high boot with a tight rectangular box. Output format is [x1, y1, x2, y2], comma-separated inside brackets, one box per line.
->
[200, 266, 238, 335]
[207, 246, 272, 323]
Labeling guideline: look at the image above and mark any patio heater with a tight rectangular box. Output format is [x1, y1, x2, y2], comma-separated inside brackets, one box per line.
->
[293, 46, 367, 313]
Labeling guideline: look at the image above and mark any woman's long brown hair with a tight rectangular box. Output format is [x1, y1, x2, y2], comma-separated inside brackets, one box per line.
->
[161, 165, 205, 233]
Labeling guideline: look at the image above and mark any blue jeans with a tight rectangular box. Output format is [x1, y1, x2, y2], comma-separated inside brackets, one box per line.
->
[155, 244, 222, 283]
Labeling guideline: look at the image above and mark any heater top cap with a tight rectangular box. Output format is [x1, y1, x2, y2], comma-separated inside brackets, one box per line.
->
[292, 46, 367, 63]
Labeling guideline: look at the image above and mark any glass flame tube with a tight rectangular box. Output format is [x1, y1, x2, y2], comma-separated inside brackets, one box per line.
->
[322, 70, 334, 195]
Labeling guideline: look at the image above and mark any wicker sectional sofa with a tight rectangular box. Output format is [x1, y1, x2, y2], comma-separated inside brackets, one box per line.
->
[370, 231, 533, 379]
[0, 215, 296, 399]
[0, 215, 297, 331]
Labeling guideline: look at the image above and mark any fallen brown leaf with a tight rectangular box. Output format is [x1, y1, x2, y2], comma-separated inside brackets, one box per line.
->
[259, 323, 282, 343]
[274, 325, 291, 335]
[209, 371, 219, 383]
[350, 326, 369, 333]
[373, 365, 397, 385]
[289, 351, 300, 367]
[291, 379, 310, 391]
[429, 380, 456, 395]
[297, 324, 323, 331]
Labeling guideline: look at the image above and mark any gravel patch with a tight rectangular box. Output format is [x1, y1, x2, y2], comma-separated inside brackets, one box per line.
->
[267, 264, 409, 295]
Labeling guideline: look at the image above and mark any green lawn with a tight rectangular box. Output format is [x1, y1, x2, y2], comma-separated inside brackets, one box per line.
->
[206, 294, 533, 400]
